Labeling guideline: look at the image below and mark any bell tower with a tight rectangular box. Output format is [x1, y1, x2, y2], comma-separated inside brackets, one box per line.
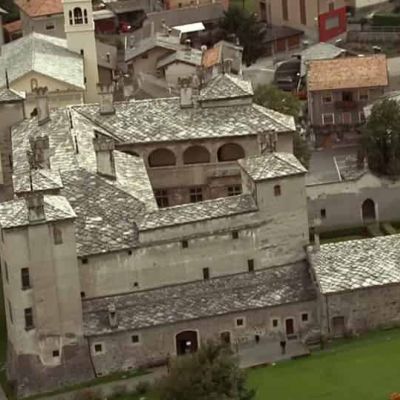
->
[63, 0, 100, 103]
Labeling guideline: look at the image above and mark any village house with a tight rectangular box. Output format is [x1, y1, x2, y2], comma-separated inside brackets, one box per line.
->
[307, 54, 388, 148]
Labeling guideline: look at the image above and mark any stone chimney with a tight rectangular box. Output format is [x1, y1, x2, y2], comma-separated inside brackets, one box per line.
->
[28, 135, 51, 169]
[33, 87, 50, 126]
[26, 192, 45, 223]
[97, 83, 115, 115]
[93, 134, 116, 179]
[108, 303, 118, 328]
[178, 77, 193, 108]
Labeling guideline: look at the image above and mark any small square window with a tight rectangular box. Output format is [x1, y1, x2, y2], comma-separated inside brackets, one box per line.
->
[232, 230, 239, 240]
[82, 258, 89, 264]
[235, 317, 245, 327]
[181, 240, 188, 249]
[94, 343, 103, 353]
[227, 185, 242, 196]
[52, 350, 60, 357]
[320, 209, 326, 219]
[189, 187, 203, 203]
[203, 267, 210, 280]
[272, 319, 279, 328]
[322, 113, 334, 125]
[80, 291, 86, 298]
[131, 334, 140, 344]
[301, 313, 309, 322]
[155, 189, 169, 208]
[274, 185, 281, 196]
[248, 259, 254, 272]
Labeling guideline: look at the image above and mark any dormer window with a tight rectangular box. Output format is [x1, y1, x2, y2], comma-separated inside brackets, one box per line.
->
[73, 7, 83, 24]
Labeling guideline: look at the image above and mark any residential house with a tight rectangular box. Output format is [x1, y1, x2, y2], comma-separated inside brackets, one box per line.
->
[2, 19, 22, 42]
[307, 54, 388, 148]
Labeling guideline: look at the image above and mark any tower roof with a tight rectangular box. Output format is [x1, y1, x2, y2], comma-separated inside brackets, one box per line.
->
[14, 0, 63, 17]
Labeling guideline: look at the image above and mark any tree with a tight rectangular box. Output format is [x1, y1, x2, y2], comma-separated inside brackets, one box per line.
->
[159, 341, 255, 400]
[219, 7, 266, 66]
[253, 84, 311, 167]
[362, 99, 400, 177]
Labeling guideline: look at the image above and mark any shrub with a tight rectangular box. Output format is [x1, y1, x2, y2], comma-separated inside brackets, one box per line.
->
[135, 380, 151, 395]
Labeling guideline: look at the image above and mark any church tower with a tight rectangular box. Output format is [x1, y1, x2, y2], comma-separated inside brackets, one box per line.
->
[63, 0, 100, 103]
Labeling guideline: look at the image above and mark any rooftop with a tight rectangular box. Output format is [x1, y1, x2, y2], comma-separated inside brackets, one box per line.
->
[239, 152, 306, 182]
[156, 47, 203, 69]
[309, 235, 400, 294]
[0, 33, 84, 89]
[83, 261, 316, 335]
[14, 0, 63, 17]
[307, 55, 388, 92]
[0, 88, 25, 103]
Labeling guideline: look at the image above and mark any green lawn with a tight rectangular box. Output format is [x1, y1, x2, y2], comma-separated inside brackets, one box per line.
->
[248, 329, 400, 400]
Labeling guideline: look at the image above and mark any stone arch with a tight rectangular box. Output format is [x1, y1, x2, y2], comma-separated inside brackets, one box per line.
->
[217, 143, 245, 162]
[362, 198, 376, 222]
[73, 7, 83, 24]
[175, 330, 198, 355]
[148, 148, 176, 167]
[183, 145, 210, 165]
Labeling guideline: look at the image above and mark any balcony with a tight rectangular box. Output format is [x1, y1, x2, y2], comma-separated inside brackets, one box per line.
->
[334, 100, 358, 110]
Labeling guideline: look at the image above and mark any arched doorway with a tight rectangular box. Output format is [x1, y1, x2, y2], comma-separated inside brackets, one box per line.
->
[362, 199, 376, 222]
[176, 331, 198, 355]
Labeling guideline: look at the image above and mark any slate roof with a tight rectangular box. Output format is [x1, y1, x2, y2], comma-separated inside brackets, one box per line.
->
[14, 0, 63, 17]
[309, 235, 400, 294]
[0, 195, 76, 229]
[307, 55, 388, 91]
[72, 98, 295, 145]
[14, 170, 63, 193]
[199, 73, 253, 101]
[83, 261, 316, 335]
[239, 152, 306, 181]
[0, 88, 24, 103]
[139, 194, 257, 231]
[156, 48, 203, 69]
[0, 33, 85, 89]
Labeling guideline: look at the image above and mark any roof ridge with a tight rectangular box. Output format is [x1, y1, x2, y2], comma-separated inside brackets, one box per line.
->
[274, 152, 303, 172]
[252, 104, 294, 132]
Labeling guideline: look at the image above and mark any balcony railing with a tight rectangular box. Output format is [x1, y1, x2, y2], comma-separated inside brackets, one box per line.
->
[334, 100, 358, 110]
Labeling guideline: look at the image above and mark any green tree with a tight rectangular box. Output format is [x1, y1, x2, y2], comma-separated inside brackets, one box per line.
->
[362, 98, 400, 176]
[159, 341, 255, 400]
[219, 7, 265, 66]
[253, 84, 310, 167]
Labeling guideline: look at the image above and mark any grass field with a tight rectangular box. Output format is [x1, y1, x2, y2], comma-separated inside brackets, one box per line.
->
[248, 329, 400, 400]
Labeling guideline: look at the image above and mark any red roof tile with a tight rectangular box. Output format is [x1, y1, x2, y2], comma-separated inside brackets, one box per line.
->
[14, 0, 63, 17]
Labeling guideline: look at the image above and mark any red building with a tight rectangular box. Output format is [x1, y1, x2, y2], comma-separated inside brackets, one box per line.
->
[318, 6, 347, 42]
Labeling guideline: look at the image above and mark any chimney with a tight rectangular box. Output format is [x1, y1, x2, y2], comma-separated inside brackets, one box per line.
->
[108, 303, 118, 328]
[26, 192, 45, 223]
[28, 135, 50, 169]
[97, 83, 115, 115]
[33, 87, 50, 126]
[93, 134, 116, 179]
[178, 77, 193, 108]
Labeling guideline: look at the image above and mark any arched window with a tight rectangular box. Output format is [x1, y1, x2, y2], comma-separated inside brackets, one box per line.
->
[30, 78, 38, 92]
[83, 9, 88, 23]
[362, 198, 376, 222]
[73, 7, 83, 24]
[183, 145, 210, 165]
[69, 10, 73, 24]
[148, 148, 176, 167]
[217, 143, 245, 162]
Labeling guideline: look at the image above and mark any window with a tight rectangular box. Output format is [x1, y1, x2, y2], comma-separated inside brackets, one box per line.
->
[190, 187, 203, 203]
[8, 300, 13, 324]
[73, 7, 83, 24]
[342, 91, 353, 102]
[82, 257, 89, 264]
[359, 89, 369, 101]
[282, 0, 288, 21]
[328, 2, 334, 11]
[227, 185, 242, 196]
[52, 350, 60, 357]
[45, 23, 55, 30]
[235, 317, 245, 327]
[272, 318, 279, 328]
[155, 189, 169, 208]
[69, 10, 73, 24]
[93, 343, 103, 353]
[24, 307, 34, 330]
[106, 53, 111, 63]
[322, 93, 332, 104]
[322, 113, 334, 125]
[4, 262, 8, 283]
[326, 15, 339, 29]
[320, 209, 326, 219]
[21, 268, 30, 290]
[80, 291, 86, 298]
[299, 0, 306, 25]
[301, 313, 309, 322]
[80, 49, 84, 56]
[141, 53, 149, 59]
[53, 226, 63, 245]
[248, 259, 254, 272]
[131, 334, 140, 344]
[274, 185, 281, 196]
[232, 230, 239, 240]
[359, 111, 366, 123]
[203, 267, 210, 280]
[84, 9, 88, 24]
[181, 240, 188, 249]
